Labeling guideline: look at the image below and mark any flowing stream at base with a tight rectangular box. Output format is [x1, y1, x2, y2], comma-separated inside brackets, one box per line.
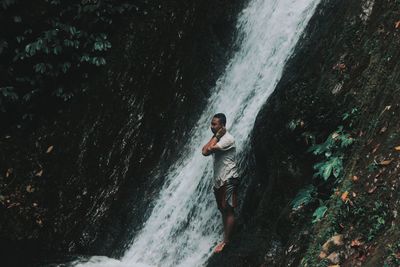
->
[69, 0, 321, 266]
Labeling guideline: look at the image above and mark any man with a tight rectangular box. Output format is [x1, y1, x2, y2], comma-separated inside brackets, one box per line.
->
[201, 113, 240, 253]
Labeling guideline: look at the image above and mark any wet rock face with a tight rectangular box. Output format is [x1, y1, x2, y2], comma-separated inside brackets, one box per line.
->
[208, 0, 400, 266]
[0, 0, 247, 265]
[81, 0, 248, 257]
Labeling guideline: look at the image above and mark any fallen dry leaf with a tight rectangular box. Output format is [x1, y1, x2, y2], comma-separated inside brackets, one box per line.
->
[46, 145, 54, 153]
[332, 132, 340, 139]
[327, 252, 340, 264]
[368, 186, 377, 194]
[333, 63, 346, 71]
[7, 202, 20, 208]
[322, 235, 344, 253]
[35, 169, 43, 177]
[379, 159, 393, 166]
[5, 168, 13, 177]
[341, 191, 349, 202]
[352, 175, 360, 182]
[395, 20, 400, 29]
[331, 235, 343, 246]
[372, 144, 380, 153]
[26, 185, 35, 193]
[351, 239, 362, 247]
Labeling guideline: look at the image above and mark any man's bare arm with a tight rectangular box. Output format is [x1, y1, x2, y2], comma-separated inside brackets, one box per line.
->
[202, 136, 220, 156]
[202, 126, 226, 156]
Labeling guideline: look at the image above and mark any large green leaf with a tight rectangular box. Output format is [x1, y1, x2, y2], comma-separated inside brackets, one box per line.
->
[291, 185, 316, 209]
[312, 205, 327, 223]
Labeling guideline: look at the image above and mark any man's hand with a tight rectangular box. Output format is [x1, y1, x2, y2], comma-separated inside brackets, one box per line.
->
[202, 126, 226, 156]
[214, 126, 226, 140]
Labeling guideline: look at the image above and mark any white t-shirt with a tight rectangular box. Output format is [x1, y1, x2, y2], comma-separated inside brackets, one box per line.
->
[212, 131, 239, 189]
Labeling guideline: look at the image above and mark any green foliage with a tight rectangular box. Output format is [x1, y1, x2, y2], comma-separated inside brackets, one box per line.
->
[291, 185, 316, 209]
[312, 156, 343, 181]
[342, 107, 359, 125]
[367, 201, 388, 241]
[290, 184, 329, 225]
[291, 196, 330, 225]
[0, 86, 18, 111]
[367, 160, 379, 172]
[308, 126, 354, 182]
[0, 86, 18, 101]
[287, 118, 305, 131]
[383, 242, 400, 267]
[348, 193, 391, 244]
[0, 0, 137, 118]
[1, 0, 16, 9]
[312, 205, 328, 223]
[289, 108, 358, 231]
[301, 131, 316, 145]
[303, 124, 355, 224]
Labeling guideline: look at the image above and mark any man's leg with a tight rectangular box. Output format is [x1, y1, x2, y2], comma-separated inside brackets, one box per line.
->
[214, 185, 229, 253]
[223, 205, 235, 243]
[223, 178, 238, 244]
[222, 209, 227, 241]
[214, 205, 234, 253]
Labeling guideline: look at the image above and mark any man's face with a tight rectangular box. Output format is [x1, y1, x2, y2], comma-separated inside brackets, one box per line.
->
[210, 117, 223, 134]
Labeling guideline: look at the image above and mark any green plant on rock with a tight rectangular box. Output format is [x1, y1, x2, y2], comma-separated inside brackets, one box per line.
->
[342, 107, 359, 126]
[0, 0, 137, 117]
[290, 107, 358, 229]
[383, 242, 400, 267]
[291, 184, 317, 209]
[312, 204, 328, 223]
[287, 118, 304, 131]
[308, 125, 354, 182]
[367, 160, 379, 172]
[367, 201, 388, 241]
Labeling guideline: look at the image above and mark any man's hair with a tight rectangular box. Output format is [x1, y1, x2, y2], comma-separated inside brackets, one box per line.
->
[213, 113, 226, 126]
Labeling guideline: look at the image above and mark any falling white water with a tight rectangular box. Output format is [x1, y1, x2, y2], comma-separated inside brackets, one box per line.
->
[70, 0, 321, 266]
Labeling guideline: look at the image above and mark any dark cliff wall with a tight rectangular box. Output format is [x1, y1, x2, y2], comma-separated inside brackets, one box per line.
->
[208, 0, 400, 266]
[0, 1, 247, 266]
[4, 0, 399, 266]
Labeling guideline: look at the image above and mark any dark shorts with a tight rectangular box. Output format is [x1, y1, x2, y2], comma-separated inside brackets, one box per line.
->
[213, 177, 239, 211]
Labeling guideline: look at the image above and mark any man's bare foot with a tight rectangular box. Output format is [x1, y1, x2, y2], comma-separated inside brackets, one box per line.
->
[213, 241, 228, 253]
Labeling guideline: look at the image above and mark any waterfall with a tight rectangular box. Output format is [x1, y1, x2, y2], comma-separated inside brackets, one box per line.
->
[70, 0, 320, 266]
